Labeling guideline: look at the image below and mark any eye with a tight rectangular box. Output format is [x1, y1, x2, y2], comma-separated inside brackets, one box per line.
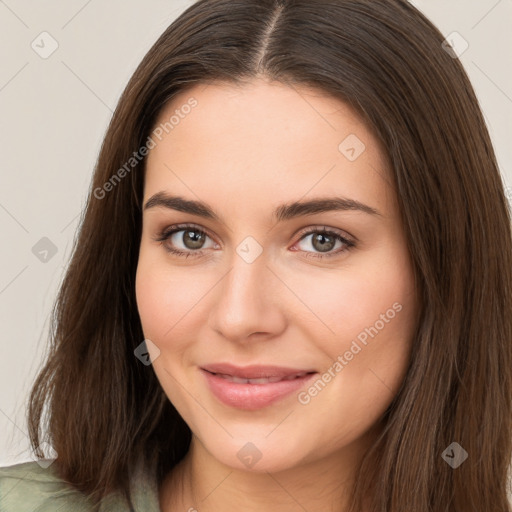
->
[153, 224, 356, 260]
[292, 227, 355, 259]
[154, 223, 218, 258]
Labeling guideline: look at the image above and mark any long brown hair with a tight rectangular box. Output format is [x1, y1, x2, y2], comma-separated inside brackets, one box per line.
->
[27, 0, 512, 510]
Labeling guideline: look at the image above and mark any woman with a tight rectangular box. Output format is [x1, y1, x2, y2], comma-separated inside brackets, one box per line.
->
[1, 0, 511, 511]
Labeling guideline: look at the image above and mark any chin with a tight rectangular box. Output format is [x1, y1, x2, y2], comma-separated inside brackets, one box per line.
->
[198, 433, 310, 474]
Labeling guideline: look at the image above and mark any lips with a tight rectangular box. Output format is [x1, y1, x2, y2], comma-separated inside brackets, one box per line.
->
[200, 363, 318, 410]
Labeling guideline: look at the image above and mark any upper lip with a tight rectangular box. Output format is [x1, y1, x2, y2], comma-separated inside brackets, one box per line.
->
[201, 363, 317, 379]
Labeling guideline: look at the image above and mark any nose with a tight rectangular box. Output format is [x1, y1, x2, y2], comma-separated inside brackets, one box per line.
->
[207, 249, 287, 343]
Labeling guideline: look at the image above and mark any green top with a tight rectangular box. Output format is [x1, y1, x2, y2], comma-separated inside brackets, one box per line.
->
[0, 458, 161, 511]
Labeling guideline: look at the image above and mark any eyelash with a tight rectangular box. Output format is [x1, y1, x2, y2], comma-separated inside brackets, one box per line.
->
[153, 223, 356, 260]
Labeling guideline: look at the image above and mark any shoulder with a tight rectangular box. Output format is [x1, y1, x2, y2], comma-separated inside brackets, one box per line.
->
[0, 459, 95, 512]
[0, 458, 161, 512]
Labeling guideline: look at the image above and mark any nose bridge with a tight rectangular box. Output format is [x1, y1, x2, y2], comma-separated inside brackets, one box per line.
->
[208, 243, 286, 341]
[225, 256, 262, 307]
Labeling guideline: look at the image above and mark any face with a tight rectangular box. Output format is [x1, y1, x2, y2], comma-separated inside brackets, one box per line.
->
[135, 79, 419, 474]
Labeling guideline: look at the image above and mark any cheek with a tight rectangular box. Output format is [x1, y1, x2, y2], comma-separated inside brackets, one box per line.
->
[286, 255, 414, 345]
[135, 264, 171, 341]
[287, 246, 416, 392]
[290, 264, 415, 455]
[136, 252, 192, 335]
[135, 256, 200, 407]
[135, 253, 218, 357]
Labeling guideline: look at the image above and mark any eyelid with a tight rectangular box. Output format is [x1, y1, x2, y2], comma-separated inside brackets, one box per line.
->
[293, 224, 355, 245]
[156, 222, 217, 243]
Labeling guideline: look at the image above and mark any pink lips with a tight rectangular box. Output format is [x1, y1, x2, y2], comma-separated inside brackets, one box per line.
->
[200, 363, 317, 410]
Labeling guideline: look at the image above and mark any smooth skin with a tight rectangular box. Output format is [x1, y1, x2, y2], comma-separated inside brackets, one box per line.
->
[135, 79, 419, 512]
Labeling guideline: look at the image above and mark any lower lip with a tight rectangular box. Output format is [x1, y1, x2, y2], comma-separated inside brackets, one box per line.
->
[200, 369, 317, 410]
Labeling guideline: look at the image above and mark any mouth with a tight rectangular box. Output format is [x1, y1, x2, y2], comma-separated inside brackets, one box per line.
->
[203, 370, 315, 384]
[200, 363, 318, 410]
[201, 362, 317, 380]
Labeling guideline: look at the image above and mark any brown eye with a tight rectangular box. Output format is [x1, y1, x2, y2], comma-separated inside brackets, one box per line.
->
[155, 224, 217, 257]
[294, 228, 355, 259]
[179, 229, 206, 250]
[310, 232, 336, 252]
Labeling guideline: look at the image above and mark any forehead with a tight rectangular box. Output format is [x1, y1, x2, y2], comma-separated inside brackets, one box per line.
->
[143, 79, 394, 218]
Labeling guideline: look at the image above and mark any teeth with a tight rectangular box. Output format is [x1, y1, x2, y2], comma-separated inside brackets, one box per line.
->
[285, 372, 308, 380]
[215, 372, 309, 384]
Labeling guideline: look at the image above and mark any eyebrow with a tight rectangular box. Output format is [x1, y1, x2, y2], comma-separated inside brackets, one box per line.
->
[143, 192, 382, 221]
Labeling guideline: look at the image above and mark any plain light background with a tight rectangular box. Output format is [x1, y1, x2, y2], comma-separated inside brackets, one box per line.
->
[1, 0, 511, 466]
